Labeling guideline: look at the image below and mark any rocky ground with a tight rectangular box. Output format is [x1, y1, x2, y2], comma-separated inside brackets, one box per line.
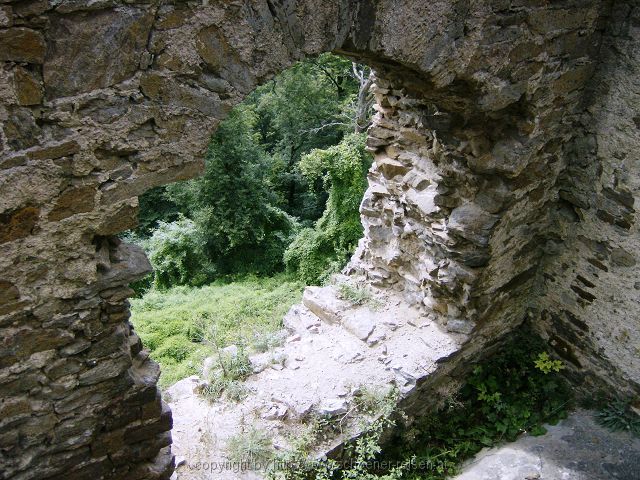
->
[165, 280, 640, 480]
[166, 278, 463, 479]
[452, 409, 640, 480]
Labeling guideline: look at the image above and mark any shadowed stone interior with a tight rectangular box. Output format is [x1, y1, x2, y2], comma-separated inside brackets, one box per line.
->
[0, 1, 638, 478]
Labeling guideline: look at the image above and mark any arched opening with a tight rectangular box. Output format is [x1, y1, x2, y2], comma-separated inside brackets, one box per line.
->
[121, 46, 540, 478]
[3, 2, 637, 480]
[127, 53, 373, 381]
[125, 53, 392, 477]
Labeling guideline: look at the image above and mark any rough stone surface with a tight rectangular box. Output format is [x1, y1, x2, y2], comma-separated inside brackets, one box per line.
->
[452, 410, 640, 480]
[1, 1, 639, 479]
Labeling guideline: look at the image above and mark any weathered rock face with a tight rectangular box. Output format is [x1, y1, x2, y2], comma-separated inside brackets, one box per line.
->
[537, 1, 640, 397]
[0, 1, 638, 479]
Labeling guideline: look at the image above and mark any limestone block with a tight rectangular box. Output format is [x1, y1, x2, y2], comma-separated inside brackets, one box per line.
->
[302, 286, 347, 325]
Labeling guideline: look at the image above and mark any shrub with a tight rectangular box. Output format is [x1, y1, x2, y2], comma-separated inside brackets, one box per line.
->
[285, 133, 371, 284]
[143, 216, 215, 290]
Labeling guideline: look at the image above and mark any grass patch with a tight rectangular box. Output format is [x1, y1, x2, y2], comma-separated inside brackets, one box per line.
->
[196, 344, 253, 402]
[226, 427, 274, 465]
[337, 282, 381, 310]
[130, 274, 304, 388]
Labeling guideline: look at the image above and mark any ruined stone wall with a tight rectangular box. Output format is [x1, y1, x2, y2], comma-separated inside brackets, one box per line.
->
[538, 1, 640, 397]
[0, 0, 637, 479]
[351, 1, 607, 360]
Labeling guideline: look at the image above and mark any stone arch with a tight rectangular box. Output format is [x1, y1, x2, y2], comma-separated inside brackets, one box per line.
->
[1, 1, 639, 479]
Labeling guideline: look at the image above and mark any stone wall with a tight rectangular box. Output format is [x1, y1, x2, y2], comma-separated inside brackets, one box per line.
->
[538, 1, 640, 397]
[0, 1, 637, 479]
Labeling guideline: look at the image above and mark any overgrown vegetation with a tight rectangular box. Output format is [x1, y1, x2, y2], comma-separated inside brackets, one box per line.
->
[268, 329, 572, 480]
[382, 331, 572, 479]
[130, 54, 373, 289]
[130, 275, 304, 387]
[283, 133, 371, 284]
[267, 388, 401, 480]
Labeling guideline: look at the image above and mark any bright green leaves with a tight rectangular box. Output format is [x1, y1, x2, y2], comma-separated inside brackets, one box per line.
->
[284, 133, 371, 284]
[534, 351, 565, 374]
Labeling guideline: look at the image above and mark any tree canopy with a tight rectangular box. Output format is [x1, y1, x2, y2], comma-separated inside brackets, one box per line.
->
[131, 53, 374, 289]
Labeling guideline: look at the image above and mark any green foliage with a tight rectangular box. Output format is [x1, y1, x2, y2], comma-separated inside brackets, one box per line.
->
[165, 105, 298, 279]
[226, 427, 274, 465]
[196, 332, 253, 403]
[153, 335, 194, 363]
[268, 423, 333, 480]
[285, 133, 371, 284]
[339, 413, 410, 480]
[252, 331, 285, 353]
[135, 185, 180, 236]
[224, 380, 252, 403]
[130, 275, 304, 388]
[133, 54, 370, 288]
[534, 351, 565, 374]
[252, 53, 361, 222]
[198, 341, 252, 402]
[353, 386, 391, 416]
[268, 390, 407, 480]
[142, 216, 215, 290]
[596, 400, 640, 436]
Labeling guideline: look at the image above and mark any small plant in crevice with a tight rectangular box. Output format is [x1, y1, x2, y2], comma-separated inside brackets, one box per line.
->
[534, 351, 565, 374]
[252, 330, 286, 353]
[337, 282, 382, 310]
[197, 349, 253, 403]
[267, 421, 337, 480]
[596, 399, 640, 436]
[224, 380, 252, 403]
[196, 322, 254, 403]
[337, 393, 411, 480]
[354, 385, 394, 416]
[267, 389, 402, 480]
